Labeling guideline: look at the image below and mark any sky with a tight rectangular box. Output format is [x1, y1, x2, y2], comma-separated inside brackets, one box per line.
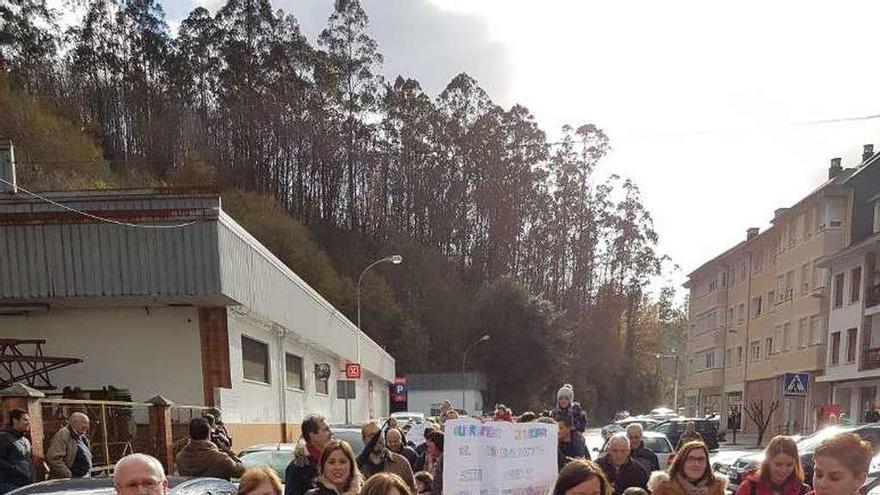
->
[160, 0, 880, 288]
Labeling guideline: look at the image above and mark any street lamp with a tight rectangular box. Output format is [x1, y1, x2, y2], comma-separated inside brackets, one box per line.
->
[462, 334, 490, 414]
[357, 255, 404, 363]
[656, 352, 680, 414]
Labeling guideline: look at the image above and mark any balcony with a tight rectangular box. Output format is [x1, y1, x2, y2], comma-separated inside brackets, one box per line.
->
[862, 347, 880, 371]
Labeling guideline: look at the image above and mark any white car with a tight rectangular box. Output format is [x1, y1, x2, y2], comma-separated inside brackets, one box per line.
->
[597, 431, 674, 469]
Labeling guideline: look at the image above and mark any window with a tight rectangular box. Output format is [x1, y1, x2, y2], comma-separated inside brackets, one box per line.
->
[831, 332, 841, 365]
[285, 353, 304, 390]
[788, 220, 797, 247]
[736, 346, 743, 364]
[804, 209, 813, 237]
[737, 304, 745, 323]
[801, 263, 811, 294]
[783, 322, 792, 351]
[749, 342, 761, 362]
[785, 270, 795, 300]
[754, 251, 764, 273]
[726, 349, 732, 367]
[314, 365, 329, 395]
[798, 318, 808, 348]
[766, 337, 774, 357]
[709, 279, 717, 292]
[705, 352, 715, 369]
[810, 315, 827, 345]
[730, 267, 736, 286]
[874, 202, 880, 234]
[740, 263, 747, 281]
[767, 291, 775, 311]
[834, 273, 845, 308]
[752, 295, 763, 318]
[776, 275, 785, 303]
[242, 336, 270, 384]
[847, 328, 858, 363]
[852, 267, 862, 303]
[727, 308, 735, 327]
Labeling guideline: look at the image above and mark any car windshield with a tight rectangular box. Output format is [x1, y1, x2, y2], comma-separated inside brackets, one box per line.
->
[644, 436, 671, 454]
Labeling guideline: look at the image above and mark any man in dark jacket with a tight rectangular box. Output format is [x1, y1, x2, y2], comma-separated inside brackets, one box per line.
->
[555, 411, 589, 470]
[597, 434, 648, 495]
[285, 415, 332, 495]
[175, 418, 244, 480]
[358, 421, 416, 493]
[0, 409, 34, 495]
[386, 428, 419, 471]
[626, 423, 659, 473]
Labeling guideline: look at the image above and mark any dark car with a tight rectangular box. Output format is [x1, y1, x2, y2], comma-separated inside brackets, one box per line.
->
[6, 477, 237, 495]
[650, 418, 719, 450]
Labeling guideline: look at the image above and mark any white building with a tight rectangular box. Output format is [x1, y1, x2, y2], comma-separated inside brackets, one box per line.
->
[406, 373, 487, 416]
[0, 186, 395, 450]
[818, 156, 880, 421]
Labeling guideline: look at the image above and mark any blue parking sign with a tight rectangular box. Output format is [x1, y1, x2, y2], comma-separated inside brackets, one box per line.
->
[783, 372, 810, 398]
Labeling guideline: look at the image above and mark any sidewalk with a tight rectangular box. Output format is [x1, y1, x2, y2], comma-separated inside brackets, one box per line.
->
[719, 432, 764, 450]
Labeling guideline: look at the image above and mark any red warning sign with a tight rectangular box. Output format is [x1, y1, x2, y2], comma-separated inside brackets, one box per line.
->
[345, 363, 362, 379]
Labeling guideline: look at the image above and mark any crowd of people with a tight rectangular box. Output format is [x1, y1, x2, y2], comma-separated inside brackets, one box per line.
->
[2, 383, 879, 495]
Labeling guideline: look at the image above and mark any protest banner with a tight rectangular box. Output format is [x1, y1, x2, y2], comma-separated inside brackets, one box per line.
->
[443, 418, 558, 495]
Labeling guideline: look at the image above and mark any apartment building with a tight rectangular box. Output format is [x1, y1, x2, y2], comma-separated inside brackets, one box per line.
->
[818, 150, 880, 421]
[684, 152, 875, 435]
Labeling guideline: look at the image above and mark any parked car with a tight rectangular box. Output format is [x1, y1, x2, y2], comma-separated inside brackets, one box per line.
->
[596, 431, 675, 468]
[601, 416, 662, 440]
[6, 477, 237, 495]
[650, 418, 720, 450]
[391, 412, 426, 424]
[238, 424, 367, 480]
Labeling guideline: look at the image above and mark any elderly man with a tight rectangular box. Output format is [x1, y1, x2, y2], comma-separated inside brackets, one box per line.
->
[386, 428, 419, 470]
[625, 423, 658, 472]
[47, 412, 92, 479]
[114, 454, 168, 495]
[0, 409, 33, 495]
[597, 433, 648, 495]
[358, 420, 416, 492]
[175, 418, 244, 480]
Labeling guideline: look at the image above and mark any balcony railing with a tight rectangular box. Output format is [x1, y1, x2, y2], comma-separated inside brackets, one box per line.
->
[867, 283, 880, 309]
[861, 347, 880, 370]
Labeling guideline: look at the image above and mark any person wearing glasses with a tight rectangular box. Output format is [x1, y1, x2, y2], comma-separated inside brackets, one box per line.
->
[113, 454, 168, 495]
[648, 441, 727, 495]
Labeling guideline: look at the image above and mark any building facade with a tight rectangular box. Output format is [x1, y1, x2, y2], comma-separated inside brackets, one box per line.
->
[685, 151, 878, 436]
[0, 187, 395, 451]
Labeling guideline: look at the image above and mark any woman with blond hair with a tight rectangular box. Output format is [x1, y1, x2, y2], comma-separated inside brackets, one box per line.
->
[238, 466, 283, 495]
[735, 436, 809, 495]
[359, 472, 412, 495]
[307, 440, 363, 495]
[648, 441, 727, 495]
[810, 432, 873, 495]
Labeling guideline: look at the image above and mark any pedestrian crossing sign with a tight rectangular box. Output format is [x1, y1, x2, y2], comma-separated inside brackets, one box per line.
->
[783, 372, 810, 398]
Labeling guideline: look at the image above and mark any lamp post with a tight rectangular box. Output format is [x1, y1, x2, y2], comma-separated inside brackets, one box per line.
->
[357, 255, 403, 364]
[656, 352, 680, 413]
[462, 334, 490, 414]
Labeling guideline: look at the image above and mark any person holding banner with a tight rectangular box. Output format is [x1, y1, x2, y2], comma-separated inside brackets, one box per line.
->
[551, 459, 613, 495]
[648, 442, 727, 495]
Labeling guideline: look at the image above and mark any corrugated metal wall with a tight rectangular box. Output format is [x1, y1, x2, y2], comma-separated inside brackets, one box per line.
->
[0, 222, 222, 298]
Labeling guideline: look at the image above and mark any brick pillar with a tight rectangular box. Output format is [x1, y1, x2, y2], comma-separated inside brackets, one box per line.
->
[0, 383, 46, 481]
[146, 395, 175, 474]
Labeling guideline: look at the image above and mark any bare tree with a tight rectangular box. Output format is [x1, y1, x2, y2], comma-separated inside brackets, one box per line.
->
[744, 399, 781, 447]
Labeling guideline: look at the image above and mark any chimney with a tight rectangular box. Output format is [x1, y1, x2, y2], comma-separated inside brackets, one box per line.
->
[828, 157, 842, 180]
[0, 140, 16, 194]
[747, 227, 759, 240]
[864, 144, 875, 163]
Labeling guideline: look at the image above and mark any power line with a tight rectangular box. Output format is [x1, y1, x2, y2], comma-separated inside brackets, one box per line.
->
[0, 177, 199, 229]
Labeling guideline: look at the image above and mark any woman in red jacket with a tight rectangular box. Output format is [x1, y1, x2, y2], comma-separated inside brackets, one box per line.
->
[735, 436, 809, 495]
